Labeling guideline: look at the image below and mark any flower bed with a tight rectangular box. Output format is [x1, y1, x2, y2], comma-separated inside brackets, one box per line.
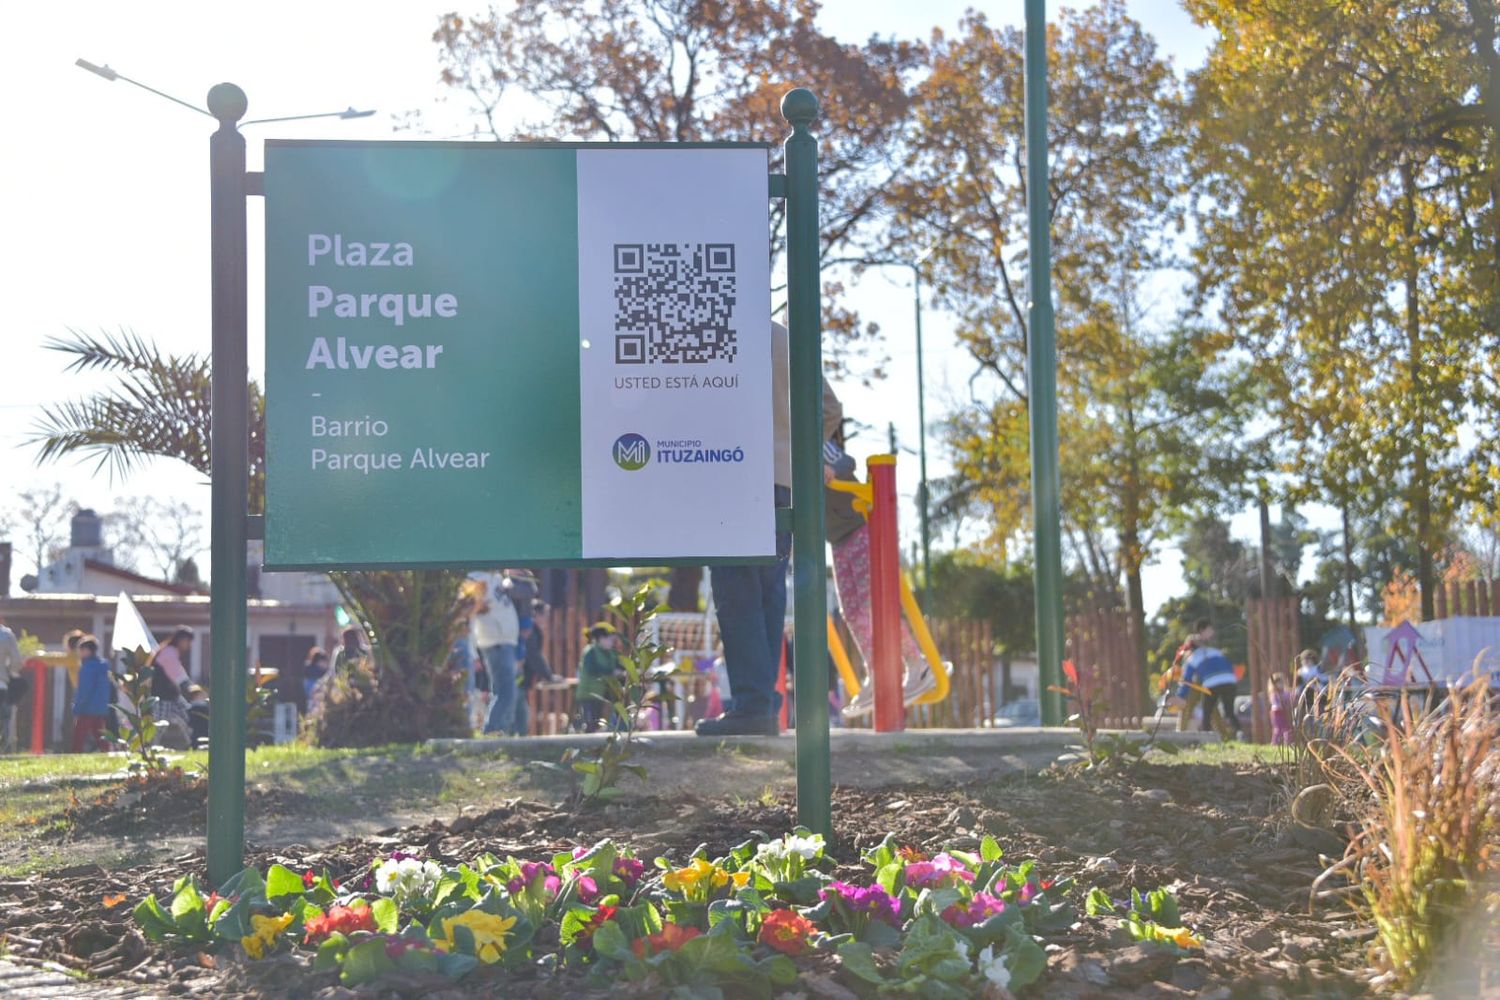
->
[130, 828, 1203, 996]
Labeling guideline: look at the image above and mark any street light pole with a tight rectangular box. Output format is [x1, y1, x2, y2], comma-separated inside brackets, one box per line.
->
[910, 262, 932, 611]
[75, 60, 374, 126]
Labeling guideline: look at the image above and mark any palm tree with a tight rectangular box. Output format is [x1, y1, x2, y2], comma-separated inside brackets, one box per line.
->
[30, 328, 470, 744]
[30, 328, 266, 513]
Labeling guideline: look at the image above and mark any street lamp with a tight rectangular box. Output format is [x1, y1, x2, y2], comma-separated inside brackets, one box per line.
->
[75, 59, 374, 125]
[908, 243, 939, 613]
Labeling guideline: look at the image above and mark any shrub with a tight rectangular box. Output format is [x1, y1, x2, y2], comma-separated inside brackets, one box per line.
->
[1315, 678, 1499, 990]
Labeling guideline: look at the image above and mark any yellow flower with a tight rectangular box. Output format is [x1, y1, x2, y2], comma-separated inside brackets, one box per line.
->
[241, 912, 295, 960]
[731, 871, 751, 889]
[438, 909, 519, 964]
[1167, 927, 1203, 950]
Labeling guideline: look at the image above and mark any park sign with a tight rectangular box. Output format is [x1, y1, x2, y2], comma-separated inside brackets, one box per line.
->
[263, 140, 774, 569]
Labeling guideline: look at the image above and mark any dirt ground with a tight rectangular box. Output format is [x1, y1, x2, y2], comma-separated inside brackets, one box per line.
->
[0, 748, 1397, 999]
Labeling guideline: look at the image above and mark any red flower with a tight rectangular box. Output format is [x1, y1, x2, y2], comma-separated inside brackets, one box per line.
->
[578, 905, 617, 947]
[1040, 879, 1055, 891]
[632, 923, 702, 958]
[758, 909, 816, 956]
[304, 903, 377, 943]
[302, 870, 318, 888]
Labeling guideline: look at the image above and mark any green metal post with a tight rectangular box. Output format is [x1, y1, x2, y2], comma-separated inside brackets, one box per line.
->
[912, 264, 931, 610]
[206, 82, 251, 885]
[782, 88, 831, 838]
[1024, 2, 1065, 727]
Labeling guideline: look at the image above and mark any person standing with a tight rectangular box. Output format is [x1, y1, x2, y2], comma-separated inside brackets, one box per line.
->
[0, 616, 22, 751]
[1175, 620, 1240, 741]
[469, 569, 520, 735]
[148, 626, 197, 749]
[576, 622, 623, 732]
[514, 600, 555, 736]
[698, 322, 839, 737]
[1267, 671, 1295, 745]
[71, 636, 112, 752]
[329, 627, 368, 677]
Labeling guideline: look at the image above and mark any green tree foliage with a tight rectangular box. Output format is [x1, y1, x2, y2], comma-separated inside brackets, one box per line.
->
[30, 330, 471, 745]
[432, 0, 924, 365]
[927, 549, 1035, 657]
[1186, 0, 1500, 618]
[889, 2, 1242, 682]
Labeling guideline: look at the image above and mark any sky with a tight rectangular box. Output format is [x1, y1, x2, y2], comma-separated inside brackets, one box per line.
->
[0, 0, 1261, 610]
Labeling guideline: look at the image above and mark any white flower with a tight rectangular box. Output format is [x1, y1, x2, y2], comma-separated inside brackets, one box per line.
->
[977, 944, 1011, 990]
[373, 857, 441, 905]
[784, 833, 825, 860]
[755, 840, 790, 864]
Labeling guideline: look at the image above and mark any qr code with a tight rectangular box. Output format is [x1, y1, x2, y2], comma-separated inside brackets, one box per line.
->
[613, 242, 737, 364]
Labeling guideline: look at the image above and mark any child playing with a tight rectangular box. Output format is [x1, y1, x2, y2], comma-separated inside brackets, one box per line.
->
[71, 636, 112, 753]
[1267, 671, 1296, 745]
[575, 623, 623, 732]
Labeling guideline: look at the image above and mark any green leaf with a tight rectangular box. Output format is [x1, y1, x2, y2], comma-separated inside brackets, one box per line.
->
[592, 920, 634, 962]
[980, 835, 1003, 863]
[434, 951, 479, 980]
[340, 938, 397, 987]
[836, 940, 887, 985]
[218, 867, 267, 903]
[1085, 887, 1116, 916]
[132, 895, 175, 942]
[312, 932, 350, 972]
[370, 896, 400, 934]
[265, 864, 305, 902]
[1002, 924, 1047, 988]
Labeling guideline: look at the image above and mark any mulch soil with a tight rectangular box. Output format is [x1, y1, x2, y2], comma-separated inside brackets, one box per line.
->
[0, 760, 1380, 998]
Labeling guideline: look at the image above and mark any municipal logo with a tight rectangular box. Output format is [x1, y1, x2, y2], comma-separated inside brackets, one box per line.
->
[613, 433, 651, 470]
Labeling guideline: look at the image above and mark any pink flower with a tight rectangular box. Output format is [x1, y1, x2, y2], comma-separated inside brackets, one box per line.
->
[506, 861, 559, 896]
[905, 853, 975, 889]
[941, 891, 1007, 928]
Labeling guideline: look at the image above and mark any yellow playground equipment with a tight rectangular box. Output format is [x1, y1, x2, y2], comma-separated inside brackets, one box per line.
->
[826, 473, 950, 709]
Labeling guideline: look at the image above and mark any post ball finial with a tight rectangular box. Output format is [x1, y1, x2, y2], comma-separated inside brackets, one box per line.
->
[207, 83, 248, 124]
[780, 88, 819, 127]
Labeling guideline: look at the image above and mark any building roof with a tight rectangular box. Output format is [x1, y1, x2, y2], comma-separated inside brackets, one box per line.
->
[81, 559, 199, 596]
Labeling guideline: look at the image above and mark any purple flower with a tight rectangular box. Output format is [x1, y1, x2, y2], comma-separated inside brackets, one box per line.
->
[506, 861, 558, 896]
[941, 891, 1007, 928]
[614, 857, 646, 886]
[905, 853, 975, 890]
[1017, 881, 1037, 905]
[820, 881, 900, 925]
[572, 846, 591, 861]
[576, 874, 600, 903]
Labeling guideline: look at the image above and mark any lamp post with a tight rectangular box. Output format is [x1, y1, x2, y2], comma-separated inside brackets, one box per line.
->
[909, 244, 939, 612]
[75, 60, 374, 126]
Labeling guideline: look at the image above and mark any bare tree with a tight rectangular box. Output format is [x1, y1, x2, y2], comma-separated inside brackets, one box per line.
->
[11, 485, 73, 577]
[111, 498, 207, 582]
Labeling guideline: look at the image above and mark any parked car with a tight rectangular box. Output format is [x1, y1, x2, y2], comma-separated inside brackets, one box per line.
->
[992, 698, 1041, 728]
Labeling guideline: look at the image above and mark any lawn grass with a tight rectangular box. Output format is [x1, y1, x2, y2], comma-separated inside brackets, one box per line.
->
[1152, 740, 1291, 767]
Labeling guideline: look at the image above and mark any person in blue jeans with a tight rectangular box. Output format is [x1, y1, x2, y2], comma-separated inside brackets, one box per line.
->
[469, 570, 520, 735]
[698, 493, 791, 737]
[697, 325, 842, 737]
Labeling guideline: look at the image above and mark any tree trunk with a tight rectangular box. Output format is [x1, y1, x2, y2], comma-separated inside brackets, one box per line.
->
[1123, 554, 1149, 699]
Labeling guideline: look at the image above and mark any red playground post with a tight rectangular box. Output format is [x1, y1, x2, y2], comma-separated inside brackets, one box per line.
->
[867, 455, 904, 732]
[26, 659, 47, 754]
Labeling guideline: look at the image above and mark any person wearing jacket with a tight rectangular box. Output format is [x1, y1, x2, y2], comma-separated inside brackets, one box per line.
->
[576, 622, 623, 732]
[1175, 622, 1240, 741]
[469, 569, 521, 735]
[71, 636, 112, 752]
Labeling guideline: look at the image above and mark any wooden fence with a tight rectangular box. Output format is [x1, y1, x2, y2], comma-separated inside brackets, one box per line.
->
[903, 618, 998, 729]
[1064, 609, 1146, 727]
[1433, 578, 1499, 619]
[1245, 595, 1301, 743]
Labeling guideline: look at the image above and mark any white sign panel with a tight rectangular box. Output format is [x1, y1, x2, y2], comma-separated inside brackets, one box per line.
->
[575, 147, 775, 559]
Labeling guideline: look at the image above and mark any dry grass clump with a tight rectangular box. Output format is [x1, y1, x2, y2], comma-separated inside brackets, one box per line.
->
[1304, 676, 1498, 990]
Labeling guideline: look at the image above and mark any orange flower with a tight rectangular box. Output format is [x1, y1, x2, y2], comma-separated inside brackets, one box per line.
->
[758, 908, 816, 956]
[632, 923, 702, 958]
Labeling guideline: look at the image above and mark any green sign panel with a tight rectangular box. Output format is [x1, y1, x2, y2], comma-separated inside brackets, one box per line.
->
[264, 141, 773, 569]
